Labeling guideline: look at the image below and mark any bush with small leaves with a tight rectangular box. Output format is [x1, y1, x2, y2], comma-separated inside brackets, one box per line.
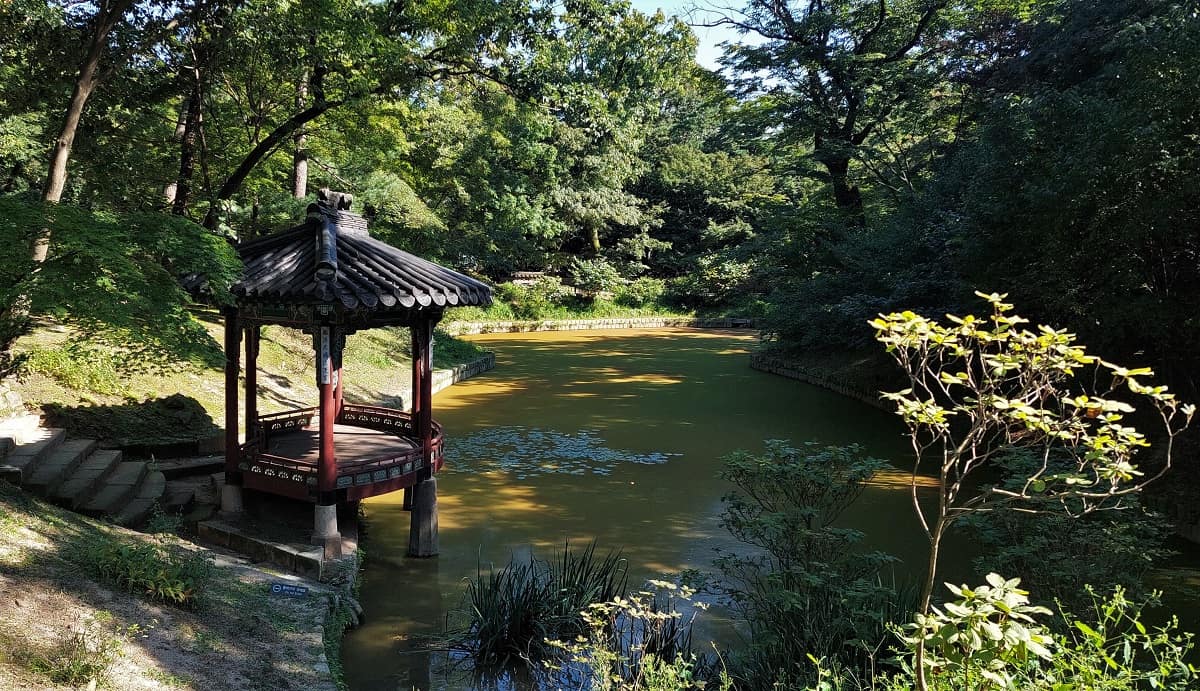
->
[870, 292, 1195, 690]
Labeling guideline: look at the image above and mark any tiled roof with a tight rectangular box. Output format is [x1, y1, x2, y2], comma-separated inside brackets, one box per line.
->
[232, 193, 491, 311]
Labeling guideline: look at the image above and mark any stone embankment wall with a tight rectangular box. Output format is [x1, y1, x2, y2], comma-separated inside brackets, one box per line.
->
[442, 316, 755, 336]
[749, 352, 887, 411]
[430, 353, 496, 395]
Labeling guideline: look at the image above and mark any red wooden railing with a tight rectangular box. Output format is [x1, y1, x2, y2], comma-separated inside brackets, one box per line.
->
[240, 405, 443, 501]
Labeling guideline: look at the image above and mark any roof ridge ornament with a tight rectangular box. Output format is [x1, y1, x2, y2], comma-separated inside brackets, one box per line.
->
[318, 188, 354, 211]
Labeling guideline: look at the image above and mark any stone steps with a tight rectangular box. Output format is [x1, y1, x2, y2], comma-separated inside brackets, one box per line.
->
[25, 438, 98, 496]
[1, 427, 66, 484]
[0, 419, 168, 530]
[54, 449, 122, 510]
[82, 461, 150, 517]
[115, 471, 166, 527]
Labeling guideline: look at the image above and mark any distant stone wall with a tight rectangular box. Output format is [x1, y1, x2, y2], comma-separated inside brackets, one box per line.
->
[442, 316, 756, 336]
[749, 352, 887, 411]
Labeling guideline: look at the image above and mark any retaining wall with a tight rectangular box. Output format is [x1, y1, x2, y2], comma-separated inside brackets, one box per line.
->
[430, 353, 496, 395]
[749, 352, 887, 411]
[442, 316, 755, 335]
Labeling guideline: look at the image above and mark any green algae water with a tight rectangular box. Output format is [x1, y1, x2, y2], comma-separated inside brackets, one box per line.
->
[340, 328, 951, 690]
[339, 328, 1200, 690]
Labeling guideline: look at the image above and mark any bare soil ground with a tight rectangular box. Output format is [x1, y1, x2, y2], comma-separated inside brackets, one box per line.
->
[0, 482, 341, 690]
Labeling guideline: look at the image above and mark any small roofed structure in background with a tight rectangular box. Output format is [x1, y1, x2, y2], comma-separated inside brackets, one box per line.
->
[223, 188, 491, 559]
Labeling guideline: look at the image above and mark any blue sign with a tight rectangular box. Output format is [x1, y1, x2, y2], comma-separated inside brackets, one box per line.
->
[270, 583, 309, 597]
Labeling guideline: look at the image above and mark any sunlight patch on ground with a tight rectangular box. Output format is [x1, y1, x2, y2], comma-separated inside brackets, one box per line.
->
[446, 427, 678, 479]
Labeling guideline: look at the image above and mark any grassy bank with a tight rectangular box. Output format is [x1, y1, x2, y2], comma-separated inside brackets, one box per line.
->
[5, 310, 488, 447]
[0, 480, 339, 690]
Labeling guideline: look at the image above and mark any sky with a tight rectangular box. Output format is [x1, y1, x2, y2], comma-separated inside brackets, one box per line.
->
[628, 0, 751, 71]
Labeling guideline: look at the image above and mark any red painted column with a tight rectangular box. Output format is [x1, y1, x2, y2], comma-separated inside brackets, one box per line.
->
[244, 325, 259, 442]
[223, 308, 242, 484]
[408, 317, 439, 557]
[316, 326, 337, 502]
[334, 332, 345, 419]
[419, 319, 434, 474]
[410, 321, 423, 438]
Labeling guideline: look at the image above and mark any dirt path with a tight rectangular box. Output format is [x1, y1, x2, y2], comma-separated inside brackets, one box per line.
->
[0, 482, 342, 690]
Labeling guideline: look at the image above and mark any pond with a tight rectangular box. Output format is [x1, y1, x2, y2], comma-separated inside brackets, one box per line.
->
[339, 327, 1198, 690]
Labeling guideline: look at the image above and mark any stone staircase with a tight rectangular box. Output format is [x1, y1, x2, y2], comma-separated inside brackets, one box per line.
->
[0, 415, 167, 527]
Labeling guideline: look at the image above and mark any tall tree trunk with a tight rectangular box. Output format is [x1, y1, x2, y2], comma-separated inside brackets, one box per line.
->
[172, 83, 203, 216]
[35, 0, 134, 262]
[823, 155, 864, 221]
[292, 71, 309, 199]
[163, 96, 190, 205]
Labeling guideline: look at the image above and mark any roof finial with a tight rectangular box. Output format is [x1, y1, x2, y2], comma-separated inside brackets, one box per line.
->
[318, 187, 354, 211]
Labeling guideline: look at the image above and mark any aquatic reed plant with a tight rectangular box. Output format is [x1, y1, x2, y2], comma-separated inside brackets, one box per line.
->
[448, 542, 629, 672]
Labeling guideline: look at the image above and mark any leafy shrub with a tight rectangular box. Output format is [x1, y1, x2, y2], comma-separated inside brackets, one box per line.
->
[897, 579, 1197, 691]
[75, 536, 213, 608]
[716, 442, 910, 687]
[569, 258, 625, 296]
[614, 277, 666, 308]
[449, 542, 628, 672]
[42, 393, 219, 448]
[495, 277, 570, 319]
[665, 255, 752, 309]
[21, 343, 124, 394]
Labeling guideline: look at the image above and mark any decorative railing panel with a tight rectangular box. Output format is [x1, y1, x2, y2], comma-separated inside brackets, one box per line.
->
[338, 404, 416, 435]
[242, 405, 444, 501]
[256, 407, 318, 444]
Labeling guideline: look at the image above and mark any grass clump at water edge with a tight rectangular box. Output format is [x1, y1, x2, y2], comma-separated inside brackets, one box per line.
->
[447, 542, 630, 670]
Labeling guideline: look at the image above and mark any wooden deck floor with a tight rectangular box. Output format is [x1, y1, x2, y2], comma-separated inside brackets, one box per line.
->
[266, 425, 418, 466]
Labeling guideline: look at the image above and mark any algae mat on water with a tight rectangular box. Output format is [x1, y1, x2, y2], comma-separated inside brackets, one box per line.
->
[341, 328, 939, 691]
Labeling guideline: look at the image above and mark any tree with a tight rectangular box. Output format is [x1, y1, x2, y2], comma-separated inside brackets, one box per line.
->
[198, 0, 535, 231]
[871, 292, 1195, 690]
[34, 0, 182, 258]
[710, 0, 957, 222]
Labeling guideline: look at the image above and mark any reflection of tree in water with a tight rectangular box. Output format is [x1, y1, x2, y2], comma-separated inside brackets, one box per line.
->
[446, 427, 677, 479]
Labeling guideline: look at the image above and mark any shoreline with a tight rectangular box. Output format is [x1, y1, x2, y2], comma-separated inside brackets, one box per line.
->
[442, 316, 755, 335]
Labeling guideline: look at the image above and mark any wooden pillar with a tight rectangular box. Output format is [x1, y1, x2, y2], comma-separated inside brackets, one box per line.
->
[333, 332, 345, 418]
[314, 325, 340, 550]
[408, 317, 438, 557]
[405, 324, 422, 516]
[414, 318, 435, 475]
[244, 324, 259, 441]
[221, 308, 243, 514]
[410, 321, 423, 431]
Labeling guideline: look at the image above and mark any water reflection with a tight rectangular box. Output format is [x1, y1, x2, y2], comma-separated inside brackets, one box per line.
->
[447, 427, 679, 478]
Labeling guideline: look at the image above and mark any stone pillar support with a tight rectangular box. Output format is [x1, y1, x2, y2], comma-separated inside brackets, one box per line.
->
[407, 477, 438, 557]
